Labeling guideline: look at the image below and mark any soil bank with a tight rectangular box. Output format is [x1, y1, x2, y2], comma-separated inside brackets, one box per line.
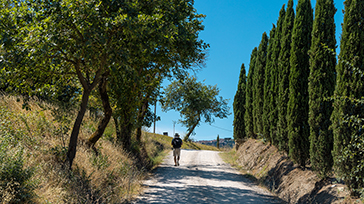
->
[235, 139, 363, 204]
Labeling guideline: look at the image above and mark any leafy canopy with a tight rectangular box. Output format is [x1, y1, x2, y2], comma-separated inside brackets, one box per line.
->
[162, 75, 230, 140]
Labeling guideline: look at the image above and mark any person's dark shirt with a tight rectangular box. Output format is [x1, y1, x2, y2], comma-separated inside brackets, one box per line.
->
[171, 138, 183, 148]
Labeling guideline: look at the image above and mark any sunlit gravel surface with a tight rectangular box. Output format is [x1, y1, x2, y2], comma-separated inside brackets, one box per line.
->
[133, 149, 282, 204]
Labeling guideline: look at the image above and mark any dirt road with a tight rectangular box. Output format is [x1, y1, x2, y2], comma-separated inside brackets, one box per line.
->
[133, 149, 282, 204]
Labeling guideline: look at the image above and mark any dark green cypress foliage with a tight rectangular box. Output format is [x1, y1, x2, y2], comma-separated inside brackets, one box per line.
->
[331, 0, 364, 193]
[287, 0, 313, 167]
[233, 63, 247, 142]
[217, 135, 220, 149]
[253, 33, 269, 137]
[269, 5, 286, 146]
[245, 47, 258, 138]
[308, 0, 336, 178]
[277, 0, 295, 153]
[263, 26, 276, 142]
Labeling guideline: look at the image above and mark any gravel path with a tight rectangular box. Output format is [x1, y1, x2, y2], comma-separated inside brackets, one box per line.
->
[133, 149, 282, 204]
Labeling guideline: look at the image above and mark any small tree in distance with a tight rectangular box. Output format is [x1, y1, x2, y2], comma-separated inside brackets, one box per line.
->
[217, 135, 220, 149]
[162, 75, 230, 141]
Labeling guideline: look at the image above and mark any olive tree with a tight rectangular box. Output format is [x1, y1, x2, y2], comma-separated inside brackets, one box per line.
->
[1, 0, 208, 168]
[162, 76, 230, 141]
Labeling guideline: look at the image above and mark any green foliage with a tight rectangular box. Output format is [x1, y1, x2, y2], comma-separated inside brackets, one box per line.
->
[245, 47, 258, 138]
[331, 0, 364, 195]
[91, 152, 110, 170]
[1, 0, 208, 160]
[252, 32, 269, 137]
[287, 0, 313, 167]
[217, 135, 220, 149]
[50, 145, 68, 163]
[233, 63, 247, 141]
[104, 0, 208, 150]
[0, 109, 35, 203]
[308, 0, 336, 177]
[268, 5, 285, 146]
[0, 146, 35, 203]
[102, 124, 116, 143]
[162, 75, 230, 140]
[277, 0, 295, 153]
[263, 26, 276, 143]
[338, 110, 364, 196]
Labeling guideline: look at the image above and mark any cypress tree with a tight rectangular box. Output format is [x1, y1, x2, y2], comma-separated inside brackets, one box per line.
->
[217, 135, 220, 149]
[277, 0, 295, 153]
[331, 0, 364, 193]
[308, 0, 336, 178]
[245, 47, 258, 138]
[233, 63, 247, 142]
[269, 5, 286, 146]
[253, 32, 268, 137]
[287, 0, 313, 167]
[263, 26, 276, 142]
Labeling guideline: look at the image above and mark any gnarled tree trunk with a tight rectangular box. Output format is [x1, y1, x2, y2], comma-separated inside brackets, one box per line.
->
[115, 114, 133, 152]
[136, 98, 150, 143]
[184, 115, 200, 142]
[66, 63, 102, 169]
[66, 88, 92, 169]
[87, 72, 112, 147]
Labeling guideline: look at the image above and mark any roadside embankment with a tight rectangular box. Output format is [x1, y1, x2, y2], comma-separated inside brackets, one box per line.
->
[234, 139, 362, 204]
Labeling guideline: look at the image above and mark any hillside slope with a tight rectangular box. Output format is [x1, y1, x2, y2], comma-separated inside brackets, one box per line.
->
[0, 94, 216, 203]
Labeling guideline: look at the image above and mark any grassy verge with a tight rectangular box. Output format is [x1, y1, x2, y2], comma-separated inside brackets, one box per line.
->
[219, 148, 258, 183]
[219, 148, 240, 168]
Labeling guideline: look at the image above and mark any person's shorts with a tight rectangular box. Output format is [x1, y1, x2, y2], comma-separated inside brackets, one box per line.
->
[173, 148, 181, 157]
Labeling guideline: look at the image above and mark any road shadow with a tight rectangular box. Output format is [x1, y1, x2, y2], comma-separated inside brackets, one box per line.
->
[134, 184, 282, 204]
[132, 161, 284, 204]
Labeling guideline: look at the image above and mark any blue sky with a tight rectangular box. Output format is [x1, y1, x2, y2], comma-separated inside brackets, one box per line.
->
[150, 0, 345, 141]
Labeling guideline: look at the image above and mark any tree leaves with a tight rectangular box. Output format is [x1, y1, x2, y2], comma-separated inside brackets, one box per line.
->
[162, 75, 230, 140]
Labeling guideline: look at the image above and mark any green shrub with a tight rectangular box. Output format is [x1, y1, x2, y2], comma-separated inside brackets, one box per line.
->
[0, 147, 35, 203]
[0, 140, 34, 203]
[0, 108, 35, 203]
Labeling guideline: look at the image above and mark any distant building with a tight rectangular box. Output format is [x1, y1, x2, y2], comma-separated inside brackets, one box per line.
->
[196, 138, 235, 148]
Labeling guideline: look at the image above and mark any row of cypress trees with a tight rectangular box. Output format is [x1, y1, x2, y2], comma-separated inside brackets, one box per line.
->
[233, 0, 364, 195]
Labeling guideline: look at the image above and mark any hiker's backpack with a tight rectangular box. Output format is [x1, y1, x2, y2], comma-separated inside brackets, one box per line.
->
[172, 138, 182, 148]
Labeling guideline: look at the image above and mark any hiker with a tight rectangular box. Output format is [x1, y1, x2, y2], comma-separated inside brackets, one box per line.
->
[171, 133, 183, 166]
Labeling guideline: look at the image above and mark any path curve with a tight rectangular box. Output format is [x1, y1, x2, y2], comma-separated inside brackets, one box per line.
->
[133, 149, 282, 204]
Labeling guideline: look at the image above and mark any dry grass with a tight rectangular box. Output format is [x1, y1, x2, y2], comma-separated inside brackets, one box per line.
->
[0, 95, 146, 203]
[0, 94, 215, 203]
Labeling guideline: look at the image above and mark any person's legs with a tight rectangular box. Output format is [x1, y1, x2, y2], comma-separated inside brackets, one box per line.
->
[175, 148, 181, 166]
[173, 149, 177, 166]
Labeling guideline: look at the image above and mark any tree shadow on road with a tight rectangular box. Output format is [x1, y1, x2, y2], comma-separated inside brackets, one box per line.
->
[132, 162, 285, 204]
[135, 184, 283, 204]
